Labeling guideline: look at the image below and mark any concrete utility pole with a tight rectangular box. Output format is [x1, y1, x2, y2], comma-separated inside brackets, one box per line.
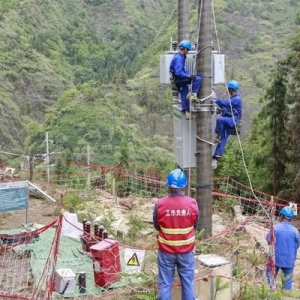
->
[87, 143, 91, 188]
[178, 0, 190, 196]
[196, 0, 213, 236]
[178, 0, 189, 42]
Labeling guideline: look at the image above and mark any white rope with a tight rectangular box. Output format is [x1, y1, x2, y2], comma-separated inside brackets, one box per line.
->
[196, 135, 215, 146]
[198, 91, 215, 102]
[212, 0, 270, 217]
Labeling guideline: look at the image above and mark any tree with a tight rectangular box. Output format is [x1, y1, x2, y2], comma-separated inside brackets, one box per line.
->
[260, 62, 289, 195]
[245, 62, 288, 195]
[282, 30, 300, 199]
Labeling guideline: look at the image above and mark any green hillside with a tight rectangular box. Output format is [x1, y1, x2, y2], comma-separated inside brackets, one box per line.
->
[0, 0, 175, 157]
[0, 0, 298, 173]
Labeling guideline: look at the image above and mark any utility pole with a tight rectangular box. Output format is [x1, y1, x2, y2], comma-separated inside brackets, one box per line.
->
[178, 0, 189, 42]
[45, 132, 50, 183]
[196, 0, 213, 237]
[87, 143, 91, 188]
[178, 0, 190, 196]
[29, 156, 34, 182]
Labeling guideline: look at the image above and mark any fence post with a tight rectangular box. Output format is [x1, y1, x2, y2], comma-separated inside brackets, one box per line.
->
[267, 195, 276, 290]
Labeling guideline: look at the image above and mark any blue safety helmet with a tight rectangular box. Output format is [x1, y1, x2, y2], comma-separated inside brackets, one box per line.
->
[166, 169, 187, 189]
[227, 80, 240, 90]
[179, 40, 192, 51]
[279, 206, 294, 219]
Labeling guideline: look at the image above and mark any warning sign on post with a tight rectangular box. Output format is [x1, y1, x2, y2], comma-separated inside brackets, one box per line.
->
[124, 248, 145, 274]
[289, 202, 298, 216]
[127, 253, 140, 266]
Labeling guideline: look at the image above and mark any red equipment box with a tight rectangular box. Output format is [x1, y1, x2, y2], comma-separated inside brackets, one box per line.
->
[90, 239, 121, 288]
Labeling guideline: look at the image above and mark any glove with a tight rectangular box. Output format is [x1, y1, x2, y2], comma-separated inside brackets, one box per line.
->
[189, 75, 196, 80]
[212, 91, 217, 99]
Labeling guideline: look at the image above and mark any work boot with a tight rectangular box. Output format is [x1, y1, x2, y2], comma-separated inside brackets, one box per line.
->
[189, 93, 198, 101]
[212, 155, 221, 160]
[214, 135, 221, 144]
[185, 111, 191, 120]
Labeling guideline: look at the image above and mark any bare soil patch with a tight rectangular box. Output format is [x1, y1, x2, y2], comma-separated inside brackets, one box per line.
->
[0, 197, 59, 230]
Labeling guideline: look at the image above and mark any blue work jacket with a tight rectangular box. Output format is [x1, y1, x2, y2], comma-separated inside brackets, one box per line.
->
[169, 53, 190, 79]
[215, 94, 242, 121]
[266, 221, 300, 268]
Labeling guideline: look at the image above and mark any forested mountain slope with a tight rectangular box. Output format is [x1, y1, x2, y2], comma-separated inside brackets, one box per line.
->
[0, 0, 298, 172]
[0, 0, 174, 152]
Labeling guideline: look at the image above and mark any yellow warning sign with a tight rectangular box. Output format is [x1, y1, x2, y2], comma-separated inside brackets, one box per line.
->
[4, 167, 15, 175]
[126, 253, 140, 266]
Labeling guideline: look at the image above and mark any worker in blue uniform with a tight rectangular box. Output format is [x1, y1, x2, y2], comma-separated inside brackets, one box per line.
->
[212, 80, 242, 160]
[169, 40, 202, 119]
[266, 206, 300, 290]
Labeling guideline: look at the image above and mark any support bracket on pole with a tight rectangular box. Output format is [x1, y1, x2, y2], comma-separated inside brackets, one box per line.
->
[196, 183, 213, 189]
[200, 73, 213, 79]
[194, 106, 214, 112]
[194, 102, 214, 111]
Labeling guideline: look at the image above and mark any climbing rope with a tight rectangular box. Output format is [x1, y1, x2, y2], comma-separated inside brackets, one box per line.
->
[212, 0, 270, 218]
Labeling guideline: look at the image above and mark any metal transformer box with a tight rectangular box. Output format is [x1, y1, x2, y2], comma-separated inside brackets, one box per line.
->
[160, 52, 225, 85]
[160, 51, 197, 84]
[90, 239, 121, 288]
[173, 106, 197, 168]
[173, 105, 217, 169]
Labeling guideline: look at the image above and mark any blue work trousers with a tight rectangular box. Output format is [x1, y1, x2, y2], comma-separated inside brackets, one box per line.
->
[266, 265, 294, 290]
[157, 250, 196, 300]
[175, 76, 202, 112]
[213, 116, 236, 157]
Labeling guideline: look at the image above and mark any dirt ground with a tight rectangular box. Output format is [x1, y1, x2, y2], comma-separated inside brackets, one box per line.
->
[0, 197, 59, 230]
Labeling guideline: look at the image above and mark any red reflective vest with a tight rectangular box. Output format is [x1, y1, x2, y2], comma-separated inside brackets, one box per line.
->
[156, 195, 199, 254]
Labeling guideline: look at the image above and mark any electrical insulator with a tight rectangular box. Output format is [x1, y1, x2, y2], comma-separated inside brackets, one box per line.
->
[172, 41, 178, 51]
[98, 225, 105, 240]
[82, 219, 87, 232]
[94, 223, 99, 236]
[86, 221, 91, 234]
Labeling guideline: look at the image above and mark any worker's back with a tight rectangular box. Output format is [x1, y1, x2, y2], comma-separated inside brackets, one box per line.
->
[156, 194, 198, 254]
[274, 221, 300, 268]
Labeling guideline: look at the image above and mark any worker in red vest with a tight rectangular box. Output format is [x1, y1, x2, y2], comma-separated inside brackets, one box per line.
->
[153, 169, 199, 300]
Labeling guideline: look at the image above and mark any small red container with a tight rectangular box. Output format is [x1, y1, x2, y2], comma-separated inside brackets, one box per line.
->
[90, 239, 121, 288]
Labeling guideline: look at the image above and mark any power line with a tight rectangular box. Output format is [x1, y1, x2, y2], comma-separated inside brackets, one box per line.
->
[0, 151, 29, 159]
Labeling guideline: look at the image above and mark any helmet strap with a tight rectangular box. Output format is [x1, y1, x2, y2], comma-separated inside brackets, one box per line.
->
[168, 187, 183, 194]
[280, 215, 291, 221]
[228, 89, 236, 95]
[179, 47, 188, 54]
